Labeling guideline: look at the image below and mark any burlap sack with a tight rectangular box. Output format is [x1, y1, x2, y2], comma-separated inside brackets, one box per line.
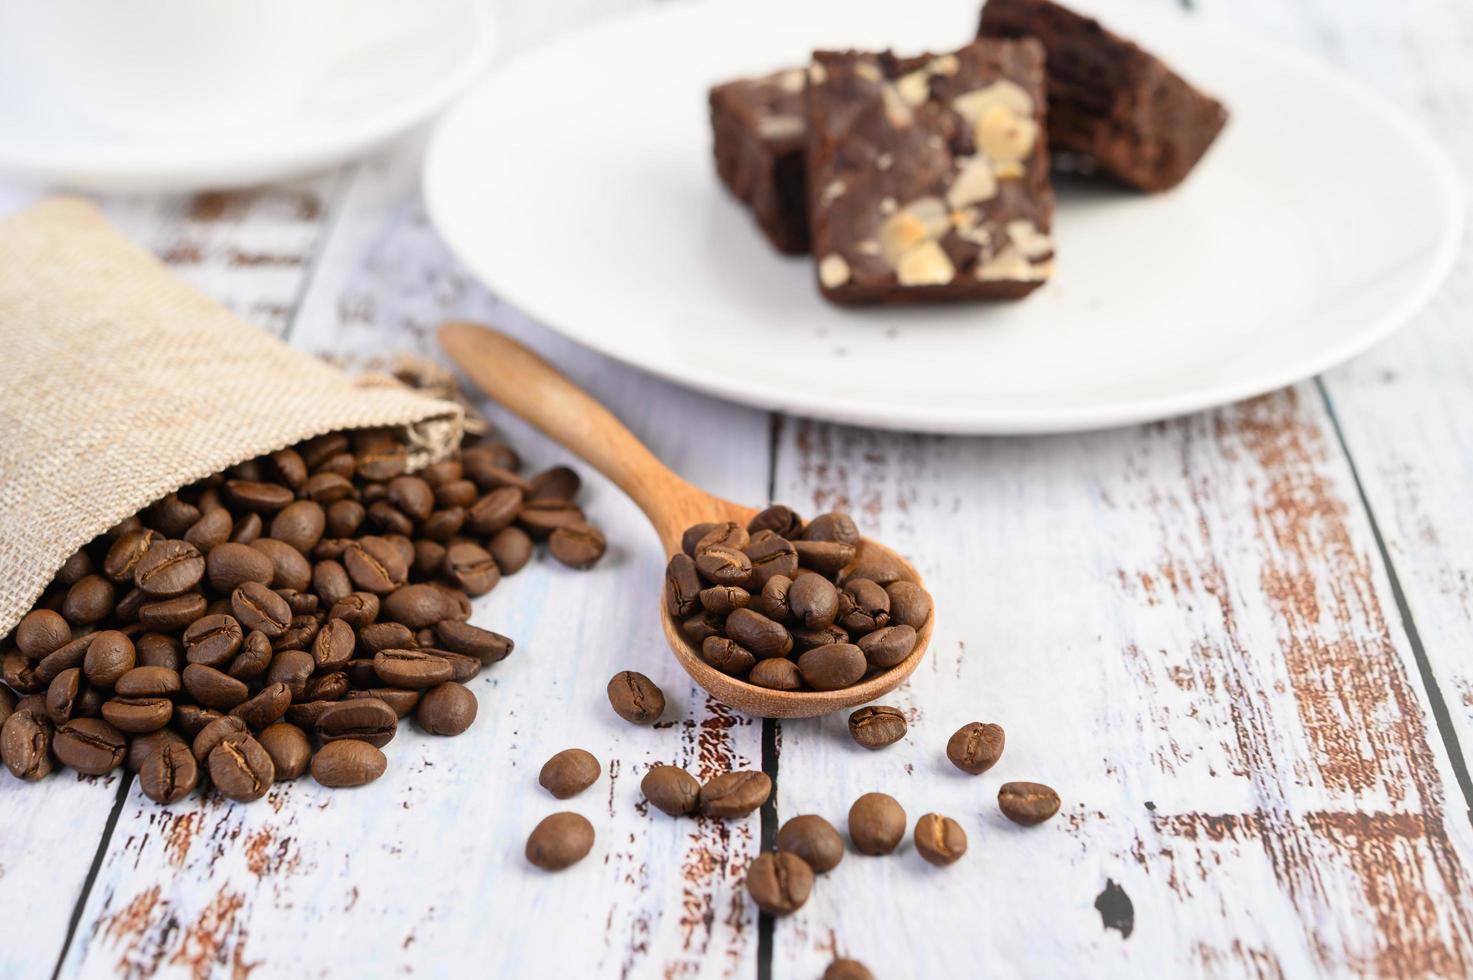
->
[0, 196, 464, 641]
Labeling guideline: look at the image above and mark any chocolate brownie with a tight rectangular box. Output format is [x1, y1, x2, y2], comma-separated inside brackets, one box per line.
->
[979, 0, 1228, 192]
[710, 68, 811, 255]
[805, 40, 1055, 305]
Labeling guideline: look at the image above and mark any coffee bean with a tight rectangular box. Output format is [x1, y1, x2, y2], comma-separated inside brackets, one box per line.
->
[748, 505, 803, 539]
[231, 682, 292, 729]
[664, 554, 702, 619]
[695, 545, 752, 587]
[640, 764, 700, 816]
[824, 959, 875, 980]
[998, 782, 1061, 825]
[442, 542, 500, 596]
[434, 621, 514, 665]
[311, 738, 387, 788]
[193, 714, 249, 762]
[539, 748, 600, 799]
[946, 722, 1005, 775]
[373, 649, 454, 689]
[230, 512, 264, 544]
[787, 573, 839, 630]
[209, 733, 275, 802]
[698, 585, 749, 616]
[312, 618, 357, 671]
[35, 636, 90, 687]
[386, 476, 434, 522]
[466, 485, 524, 536]
[0, 688, 13, 729]
[884, 581, 932, 630]
[134, 540, 205, 597]
[225, 479, 294, 513]
[345, 688, 420, 718]
[356, 444, 408, 483]
[231, 581, 291, 637]
[517, 500, 584, 538]
[529, 465, 580, 501]
[176, 705, 224, 738]
[184, 508, 234, 551]
[695, 522, 748, 555]
[382, 583, 452, 629]
[914, 813, 968, 866]
[138, 593, 207, 632]
[367, 501, 414, 537]
[849, 792, 906, 855]
[416, 682, 477, 735]
[102, 529, 160, 585]
[83, 631, 136, 688]
[487, 526, 533, 575]
[328, 592, 379, 629]
[749, 658, 801, 691]
[206, 541, 275, 592]
[2, 652, 40, 695]
[755, 576, 793, 624]
[53, 718, 126, 775]
[123, 729, 182, 773]
[699, 771, 771, 818]
[181, 664, 249, 711]
[848, 705, 907, 750]
[776, 814, 844, 873]
[227, 631, 273, 681]
[16, 609, 73, 657]
[114, 666, 181, 698]
[46, 668, 83, 723]
[745, 852, 812, 916]
[302, 671, 348, 702]
[801, 512, 860, 545]
[838, 579, 889, 633]
[63, 575, 117, 626]
[257, 722, 312, 781]
[140, 740, 198, 804]
[525, 812, 595, 871]
[743, 531, 799, 587]
[606, 671, 664, 725]
[681, 522, 718, 556]
[840, 555, 906, 586]
[182, 614, 244, 667]
[549, 523, 606, 570]
[725, 609, 793, 659]
[101, 697, 173, 733]
[267, 649, 315, 699]
[250, 538, 312, 591]
[344, 537, 408, 594]
[856, 625, 917, 669]
[301, 472, 355, 505]
[681, 611, 725, 646]
[1, 711, 53, 780]
[791, 540, 855, 577]
[701, 636, 755, 676]
[135, 633, 182, 670]
[315, 697, 398, 747]
[796, 643, 866, 691]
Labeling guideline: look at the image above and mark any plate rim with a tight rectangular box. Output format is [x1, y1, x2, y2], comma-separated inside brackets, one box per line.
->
[424, 0, 1463, 434]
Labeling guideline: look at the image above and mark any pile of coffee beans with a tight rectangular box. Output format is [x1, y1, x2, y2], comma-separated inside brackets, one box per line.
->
[664, 507, 932, 692]
[0, 424, 603, 803]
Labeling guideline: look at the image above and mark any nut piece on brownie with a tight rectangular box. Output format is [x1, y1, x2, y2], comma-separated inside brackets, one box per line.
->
[979, 0, 1228, 192]
[710, 67, 812, 255]
[805, 39, 1055, 305]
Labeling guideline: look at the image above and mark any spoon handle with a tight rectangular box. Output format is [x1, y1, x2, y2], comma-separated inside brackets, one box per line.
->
[438, 321, 722, 553]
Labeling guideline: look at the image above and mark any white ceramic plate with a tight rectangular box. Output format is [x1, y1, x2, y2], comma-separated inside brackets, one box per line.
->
[0, 7, 494, 192]
[424, 0, 1461, 434]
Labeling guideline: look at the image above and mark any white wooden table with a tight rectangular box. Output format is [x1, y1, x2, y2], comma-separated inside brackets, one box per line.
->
[4, 0, 1473, 976]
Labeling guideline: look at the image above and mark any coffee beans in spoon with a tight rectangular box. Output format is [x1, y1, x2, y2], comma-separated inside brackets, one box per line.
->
[665, 508, 931, 693]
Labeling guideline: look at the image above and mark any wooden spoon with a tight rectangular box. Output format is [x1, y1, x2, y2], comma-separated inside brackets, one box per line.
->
[439, 322, 933, 718]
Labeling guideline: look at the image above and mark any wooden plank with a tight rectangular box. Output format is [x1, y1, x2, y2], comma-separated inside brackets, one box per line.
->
[58, 137, 775, 979]
[768, 388, 1473, 978]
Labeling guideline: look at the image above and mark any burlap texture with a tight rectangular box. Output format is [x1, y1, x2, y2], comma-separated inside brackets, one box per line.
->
[0, 197, 464, 641]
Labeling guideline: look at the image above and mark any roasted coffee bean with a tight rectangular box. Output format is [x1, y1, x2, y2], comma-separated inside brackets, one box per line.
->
[366, 500, 414, 537]
[316, 698, 398, 747]
[416, 682, 477, 735]
[301, 472, 355, 505]
[915, 813, 968, 866]
[193, 715, 248, 761]
[53, 718, 126, 775]
[421, 459, 462, 487]
[466, 486, 524, 536]
[54, 548, 94, 587]
[138, 593, 207, 632]
[2, 652, 40, 695]
[434, 479, 479, 511]
[549, 523, 606, 570]
[525, 812, 594, 871]
[15, 608, 72, 658]
[664, 554, 702, 619]
[227, 630, 274, 681]
[796, 643, 866, 691]
[0, 688, 14, 729]
[517, 500, 583, 538]
[251, 538, 312, 591]
[838, 579, 889, 633]
[485, 526, 531, 575]
[946, 722, 1005, 775]
[529, 465, 580, 502]
[998, 782, 1061, 825]
[1, 711, 53, 780]
[45, 668, 83, 723]
[357, 621, 414, 656]
[225, 479, 294, 513]
[230, 581, 291, 637]
[231, 680, 292, 728]
[114, 665, 181, 698]
[274, 611, 322, 652]
[230, 512, 264, 544]
[324, 499, 366, 538]
[606, 671, 664, 725]
[209, 733, 275, 802]
[355, 444, 408, 483]
[147, 494, 203, 537]
[702, 634, 756, 677]
[755, 575, 793, 624]
[748, 504, 803, 539]
[102, 697, 173, 733]
[841, 555, 906, 586]
[698, 585, 749, 616]
[133, 540, 205, 597]
[328, 592, 379, 629]
[743, 531, 799, 587]
[423, 649, 481, 683]
[725, 608, 792, 659]
[681, 611, 725, 646]
[788, 573, 839, 630]
[801, 512, 860, 545]
[311, 738, 386, 788]
[280, 589, 319, 616]
[824, 960, 875, 980]
[135, 632, 182, 670]
[434, 621, 513, 665]
[343, 659, 380, 688]
[749, 658, 802, 690]
[127, 728, 185, 773]
[884, 581, 932, 629]
[267, 649, 315, 699]
[270, 447, 309, 488]
[257, 722, 311, 781]
[302, 671, 349, 702]
[113, 587, 147, 623]
[373, 649, 454, 689]
[695, 545, 752, 587]
[776, 814, 844, 873]
[431, 583, 471, 622]
[382, 476, 433, 523]
[103, 530, 159, 585]
[140, 740, 198, 803]
[848, 705, 907, 750]
[383, 583, 453, 629]
[63, 574, 117, 625]
[346, 688, 420, 718]
[699, 771, 771, 818]
[182, 614, 244, 667]
[206, 542, 275, 592]
[173, 704, 223, 737]
[745, 852, 813, 917]
[297, 431, 349, 469]
[695, 522, 749, 555]
[849, 792, 906, 855]
[83, 631, 135, 688]
[857, 625, 917, 669]
[284, 701, 335, 729]
[641, 764, 700, 816]
[35, 636, 90, 686]
[681, 522, 718, 556]
[184, 508, 234, 551]
[412, 538, 448, 577]
[182, 664, 249, 711]
[539, 748, 600, 799]
[791, 540, 855, 577]
[311, 618, 356, 672]
[344, 537, 408, 594]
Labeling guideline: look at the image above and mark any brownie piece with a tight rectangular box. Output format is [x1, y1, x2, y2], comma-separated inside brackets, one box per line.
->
[710, 68, 811, 255]
[805, 40, 1055, 305]
[979, 0, 1228, 192]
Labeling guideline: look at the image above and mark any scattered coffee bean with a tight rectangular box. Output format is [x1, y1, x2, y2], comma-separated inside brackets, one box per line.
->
[1, 711, 52, 780]
[946, 722, 1005, 775]
[526, 812, 595, 871]
[311, 738, 387, 788]
[848, 705, 908, 750]
[539, 748, 601, 799]
[824, 959, 875, 980]
[699, 770, 771, 818]
[914, 813, 968, 866]
[607, 671, 664, 725]
[641, 764, 701, 816]
[209, 733, 275, 802]
[776, 814, 844, 873]
[998, 781, 1061, 825]
[745, 851, 813, 916]
[140, 739, 199, 803]
[257, 722, 312, 780]
[416, 682, 478, 736]
[849, 792, 906, 855]
[316, 698, 398, 748]
[548, 523, 607, 570]
[53, 718, 126, 775]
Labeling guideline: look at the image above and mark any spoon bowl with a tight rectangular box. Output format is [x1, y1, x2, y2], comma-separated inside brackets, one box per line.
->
[439, 322, 932, 717]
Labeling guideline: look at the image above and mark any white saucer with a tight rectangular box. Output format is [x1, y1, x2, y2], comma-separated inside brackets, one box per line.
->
[0, 7, 495, 192]
[424, 0, 1461, 434]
